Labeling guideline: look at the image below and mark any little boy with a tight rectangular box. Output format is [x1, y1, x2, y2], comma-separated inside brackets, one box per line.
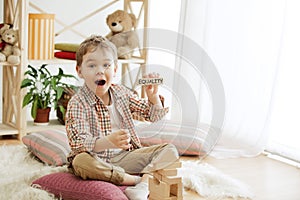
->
[65, 35, 179, 200]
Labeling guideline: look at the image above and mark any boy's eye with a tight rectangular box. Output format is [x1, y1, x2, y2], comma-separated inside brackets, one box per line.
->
[88, 64, 96, 68]
[103, 63, 111, 68]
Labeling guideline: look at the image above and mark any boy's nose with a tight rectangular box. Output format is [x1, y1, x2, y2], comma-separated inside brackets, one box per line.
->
[96, 67, 105, 75]
[97, 71, 105, 75]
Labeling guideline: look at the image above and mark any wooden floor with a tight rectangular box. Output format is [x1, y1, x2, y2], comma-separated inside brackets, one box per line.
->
[1, 137, 300, 200]
[182, 155, 300, 200]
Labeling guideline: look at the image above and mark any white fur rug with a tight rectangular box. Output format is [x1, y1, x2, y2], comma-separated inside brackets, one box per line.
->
[0, 145, 67, 200]
[178, 161, 253, 199]
[0, 145, 253, 199]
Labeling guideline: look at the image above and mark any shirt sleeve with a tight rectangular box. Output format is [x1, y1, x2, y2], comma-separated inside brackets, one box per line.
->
[128, 89, 169, 122]
[66, 98, 98, 153]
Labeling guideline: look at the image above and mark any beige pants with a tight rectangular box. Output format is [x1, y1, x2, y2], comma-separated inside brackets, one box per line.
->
[71, 143, 178, 185]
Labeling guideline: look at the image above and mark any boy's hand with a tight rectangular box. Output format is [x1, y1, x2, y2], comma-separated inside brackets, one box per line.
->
[144, 73, 163, 107]
[107, 129, 131, 150]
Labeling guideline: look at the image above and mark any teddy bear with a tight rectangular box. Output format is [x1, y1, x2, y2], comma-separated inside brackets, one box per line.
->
[0, 24, 21, 65]
[0, 23, 12, 49]
[106, 10, 139, 59]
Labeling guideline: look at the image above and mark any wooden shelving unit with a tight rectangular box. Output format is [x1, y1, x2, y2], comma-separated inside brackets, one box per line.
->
[26, 119, 65, 133]
[1, 0, 28, 139]
[1, 0, 149, 139]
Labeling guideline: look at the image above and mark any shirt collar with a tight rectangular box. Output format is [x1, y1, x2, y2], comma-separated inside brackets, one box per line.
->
[82, 84, 121, 106]
[81, 83, 99, 106]
[110, 84, 127, 99]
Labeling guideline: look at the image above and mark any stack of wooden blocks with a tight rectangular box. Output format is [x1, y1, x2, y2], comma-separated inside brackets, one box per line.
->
[149, 161, 183, 200]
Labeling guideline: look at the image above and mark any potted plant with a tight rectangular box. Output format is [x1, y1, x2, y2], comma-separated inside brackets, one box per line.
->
[21, 64, 77, 125]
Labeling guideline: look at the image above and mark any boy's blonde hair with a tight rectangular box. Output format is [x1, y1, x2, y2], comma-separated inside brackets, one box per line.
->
[76, 35, 118, 66]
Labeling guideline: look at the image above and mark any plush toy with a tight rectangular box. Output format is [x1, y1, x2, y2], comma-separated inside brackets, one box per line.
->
[106, 10, 139, 59]
[0, 23, 12, 49]
[0, 24, 21, 65]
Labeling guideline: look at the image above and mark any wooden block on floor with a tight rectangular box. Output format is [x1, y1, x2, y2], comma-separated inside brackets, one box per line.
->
[149, 196, 178, 200]
[149, 177, 170, 198]
[162, 175, 182, 185]
[153, 171, 163, 181]
[153, 171, 181, 185]
[149, 193, 178, 200]
[170, 182, 183, 197]
[163, 161, 182, 169]
[157, 168, 178, 176]
[149, 161, 183, 200]
[149, 176, 183, 200]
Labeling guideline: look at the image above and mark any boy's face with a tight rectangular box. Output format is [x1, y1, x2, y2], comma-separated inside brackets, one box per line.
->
[76, 47, 117, 98]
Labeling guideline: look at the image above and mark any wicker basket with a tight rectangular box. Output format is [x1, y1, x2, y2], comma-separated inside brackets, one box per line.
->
[28, 13, 55, 60]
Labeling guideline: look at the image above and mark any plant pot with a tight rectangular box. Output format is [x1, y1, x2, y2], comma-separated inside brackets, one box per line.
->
[56, 87, 76, 125]
[34, 107, 51, 125]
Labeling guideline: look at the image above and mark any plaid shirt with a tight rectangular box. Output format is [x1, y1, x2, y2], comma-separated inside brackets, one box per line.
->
[66, 84, 168, 164]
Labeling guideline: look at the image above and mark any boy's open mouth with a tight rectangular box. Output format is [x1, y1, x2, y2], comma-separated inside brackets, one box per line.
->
[95, 80, 106, 86]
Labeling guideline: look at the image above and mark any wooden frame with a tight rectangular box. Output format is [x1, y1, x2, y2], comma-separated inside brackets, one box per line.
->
[0, 0, 28, 139]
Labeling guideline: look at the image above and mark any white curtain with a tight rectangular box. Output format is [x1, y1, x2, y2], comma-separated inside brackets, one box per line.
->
[176, 0, 287, 158]
[266, 1, 300, 162]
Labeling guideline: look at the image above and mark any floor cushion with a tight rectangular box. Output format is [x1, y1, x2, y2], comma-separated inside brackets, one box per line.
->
[136, 120, 212, 156]
[32, 172, 128, 200]
[22, 129, 70, 166]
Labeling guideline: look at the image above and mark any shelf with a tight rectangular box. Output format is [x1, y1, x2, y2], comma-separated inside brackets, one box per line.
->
[0, 120, 65, 136]
[0, 123, 19, 136]
[118, 57, 145, 64]
[28, 57, 145, 65]
[0, 61, 20, 66]
[29, 58, 76, 65]
[26, 119, 65, 133]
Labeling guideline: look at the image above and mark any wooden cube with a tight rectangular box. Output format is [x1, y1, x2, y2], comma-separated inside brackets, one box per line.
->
[149, 177, 170, 198]
[149, 161, 183, 200]
[157, 168, 178, 176]
[163, 161, 182, 169]
[170, 182, 183, 198]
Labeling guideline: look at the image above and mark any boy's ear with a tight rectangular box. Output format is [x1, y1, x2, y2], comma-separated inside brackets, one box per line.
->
[113, 63, 118, 76]
[76, 65, 83, 78]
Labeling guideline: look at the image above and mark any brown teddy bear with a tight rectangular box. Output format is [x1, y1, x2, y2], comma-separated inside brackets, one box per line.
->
[0, 23, 12, 50]
[106, 10, 139, 59]
[0, 25, 21, 65]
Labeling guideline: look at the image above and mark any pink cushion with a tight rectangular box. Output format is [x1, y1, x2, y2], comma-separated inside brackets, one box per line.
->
[22, 130, 70, 166]
[32, 172, 128, 200]
[137, 120, 209, 156]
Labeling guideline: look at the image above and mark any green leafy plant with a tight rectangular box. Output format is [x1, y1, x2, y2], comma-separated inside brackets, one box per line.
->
[21, 64, 77, 120]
